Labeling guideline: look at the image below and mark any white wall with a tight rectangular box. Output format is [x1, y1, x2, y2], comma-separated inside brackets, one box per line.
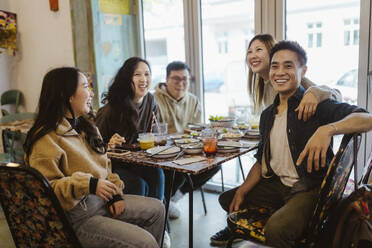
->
[0, 0, 75, 112]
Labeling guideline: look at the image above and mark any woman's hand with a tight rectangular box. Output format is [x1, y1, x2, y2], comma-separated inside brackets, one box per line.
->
[229, 188, 246, 213]
[109, 200, 126, 218]
[295, 91, 318, 122]
[108, 133, 126, 149]
[96, 179, 117, 201]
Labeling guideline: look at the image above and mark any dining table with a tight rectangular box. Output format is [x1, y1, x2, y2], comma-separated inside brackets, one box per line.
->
[109, 136, 259, 248]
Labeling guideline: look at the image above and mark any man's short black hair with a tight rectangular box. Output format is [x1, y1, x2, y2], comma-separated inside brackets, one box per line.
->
[270, 40, 307, 67]
[166, 61, 191, 78]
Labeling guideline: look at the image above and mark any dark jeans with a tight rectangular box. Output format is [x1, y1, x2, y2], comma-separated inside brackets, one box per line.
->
[112, 160, 165, 201]
[219, 176, 318, 248]
[164, 165, 221, 197]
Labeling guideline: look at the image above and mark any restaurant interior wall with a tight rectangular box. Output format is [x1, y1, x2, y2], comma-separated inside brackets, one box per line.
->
[0, 0, 75, 112]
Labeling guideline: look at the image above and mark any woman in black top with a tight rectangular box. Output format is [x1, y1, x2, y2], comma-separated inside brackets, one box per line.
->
[96, 57, 164, 201]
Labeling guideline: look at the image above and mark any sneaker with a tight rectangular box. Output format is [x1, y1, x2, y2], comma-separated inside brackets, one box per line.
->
[210, 226, 242, 246]
[168, 201, 181, 219]
[162, 231, 171, 248]
[171, 189, 185, 203]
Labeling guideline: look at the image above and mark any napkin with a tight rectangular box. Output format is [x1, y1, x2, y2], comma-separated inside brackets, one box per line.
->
[173, 156, 207, 165]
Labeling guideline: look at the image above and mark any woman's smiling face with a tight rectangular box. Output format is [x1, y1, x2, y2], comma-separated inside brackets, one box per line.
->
[132, 62, 151, 102]
[246, 39, 271, 76]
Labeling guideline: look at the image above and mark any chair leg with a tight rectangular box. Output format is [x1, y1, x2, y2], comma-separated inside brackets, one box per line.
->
[238, 156, 245, 181]
[200, 186, 207, 215]
[221, 165, 225, 192]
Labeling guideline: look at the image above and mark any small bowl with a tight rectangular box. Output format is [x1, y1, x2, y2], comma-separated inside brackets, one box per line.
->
[181, 143, 203, 155]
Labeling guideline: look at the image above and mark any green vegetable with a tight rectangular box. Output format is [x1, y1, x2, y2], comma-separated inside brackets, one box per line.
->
[209, 115, 223, 121]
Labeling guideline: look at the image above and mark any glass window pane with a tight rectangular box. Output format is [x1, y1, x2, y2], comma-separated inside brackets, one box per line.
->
[201, 0, 254, 185]
[286, 0, 360, 105]
[142, 0, 185, 89]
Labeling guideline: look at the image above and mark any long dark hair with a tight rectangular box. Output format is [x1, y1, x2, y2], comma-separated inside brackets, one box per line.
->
[24, 67, 106, 158]
[246, 34, 276, 112]
[101, 57, 151, 136]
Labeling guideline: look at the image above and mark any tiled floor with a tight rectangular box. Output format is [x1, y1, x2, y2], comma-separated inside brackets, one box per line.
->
[0, 205, 15, 248]
[0, 190, 260, 248]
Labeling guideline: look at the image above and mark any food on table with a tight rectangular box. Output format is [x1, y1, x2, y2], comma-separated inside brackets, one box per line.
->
[169, 134, 191, 140]
[174, 138, 199, 146]
[233, 124, 249, 130]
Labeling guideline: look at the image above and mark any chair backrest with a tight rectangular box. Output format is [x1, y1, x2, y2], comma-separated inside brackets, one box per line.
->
[0, 164, 83, 248]
[305, 133, 361, 245]
[1, 90, 22, 115]
[1, 130, 26, 163]
[361, 151, 372, 185]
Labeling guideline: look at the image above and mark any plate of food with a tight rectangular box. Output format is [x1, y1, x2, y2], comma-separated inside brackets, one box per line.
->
[233, 124, 250, 130]
[174, 138, 199, 146]
[217, 146, 240, 153]
[218, 140, 256, 149]
[146, 146, 181, 158]
[245, 129, 260, 138]
[168, 134, 191, 140]
[181, 143, 203, 155]
[220, 132, 244, 140]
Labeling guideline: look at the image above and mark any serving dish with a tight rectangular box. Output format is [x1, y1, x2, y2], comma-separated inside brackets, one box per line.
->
[209, 117, 235, 128]
[145, 146, 181, 158]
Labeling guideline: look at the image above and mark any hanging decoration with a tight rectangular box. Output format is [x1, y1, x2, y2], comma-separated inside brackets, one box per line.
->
[0, 10, 17, 55]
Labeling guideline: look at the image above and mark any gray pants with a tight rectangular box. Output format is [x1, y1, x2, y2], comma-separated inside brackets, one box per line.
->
[68, 194, 165, 248]
[219, 176, 318, 248]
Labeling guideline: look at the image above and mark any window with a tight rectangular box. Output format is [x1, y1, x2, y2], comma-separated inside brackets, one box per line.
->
[216, 32, 228, 54]
[142, 0, 185, 88]
[344, 18, 359, 46]
[286, 0, 360, 104]
[201, 0, 255, 186]
[307, 22, 322, 48]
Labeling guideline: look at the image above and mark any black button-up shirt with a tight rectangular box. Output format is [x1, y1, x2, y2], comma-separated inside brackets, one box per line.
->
[254, 86, 366, 190]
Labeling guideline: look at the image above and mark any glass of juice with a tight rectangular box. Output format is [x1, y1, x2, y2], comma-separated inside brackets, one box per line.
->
[201, 128, 218, 156]
[138, 133, 155, 150]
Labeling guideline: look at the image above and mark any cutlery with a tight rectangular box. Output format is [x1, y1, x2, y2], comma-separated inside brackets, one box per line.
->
[149, 146, 174, 157]
[173, 151, 184, 160]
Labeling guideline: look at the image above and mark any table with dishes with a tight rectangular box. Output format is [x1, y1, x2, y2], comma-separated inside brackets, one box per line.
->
[108, 122, 260, 248]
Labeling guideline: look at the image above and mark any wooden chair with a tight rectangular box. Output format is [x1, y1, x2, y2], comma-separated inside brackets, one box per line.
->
[0, 164, 83, 248]
[226, 133, 361, 248]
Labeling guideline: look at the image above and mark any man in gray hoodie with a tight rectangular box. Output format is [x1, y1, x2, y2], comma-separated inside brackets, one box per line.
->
[155, 61, 220, 219]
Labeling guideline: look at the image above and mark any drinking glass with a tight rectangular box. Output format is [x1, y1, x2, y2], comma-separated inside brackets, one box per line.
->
[201, 128, 218, 156]
[138, 133, 155, 150]
[153, 123, 168, 145]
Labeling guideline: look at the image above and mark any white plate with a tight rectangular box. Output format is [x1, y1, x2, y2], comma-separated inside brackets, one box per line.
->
[218, 140, 255, 149]
[174, 138, 199, 146]
[168, 134, 191, 140]
[220, 133, 244, 140]
[146, 146, 181, 158]
[217, 146, 239, 153]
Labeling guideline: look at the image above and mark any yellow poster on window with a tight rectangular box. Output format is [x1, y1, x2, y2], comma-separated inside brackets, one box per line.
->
[99, 0, 130, 15]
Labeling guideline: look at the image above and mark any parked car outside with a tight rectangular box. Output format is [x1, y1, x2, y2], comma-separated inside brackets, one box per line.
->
[334, 69, 358, 105]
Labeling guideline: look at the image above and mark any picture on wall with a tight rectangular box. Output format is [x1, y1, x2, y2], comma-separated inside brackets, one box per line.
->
[0, 10, 17, 54]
